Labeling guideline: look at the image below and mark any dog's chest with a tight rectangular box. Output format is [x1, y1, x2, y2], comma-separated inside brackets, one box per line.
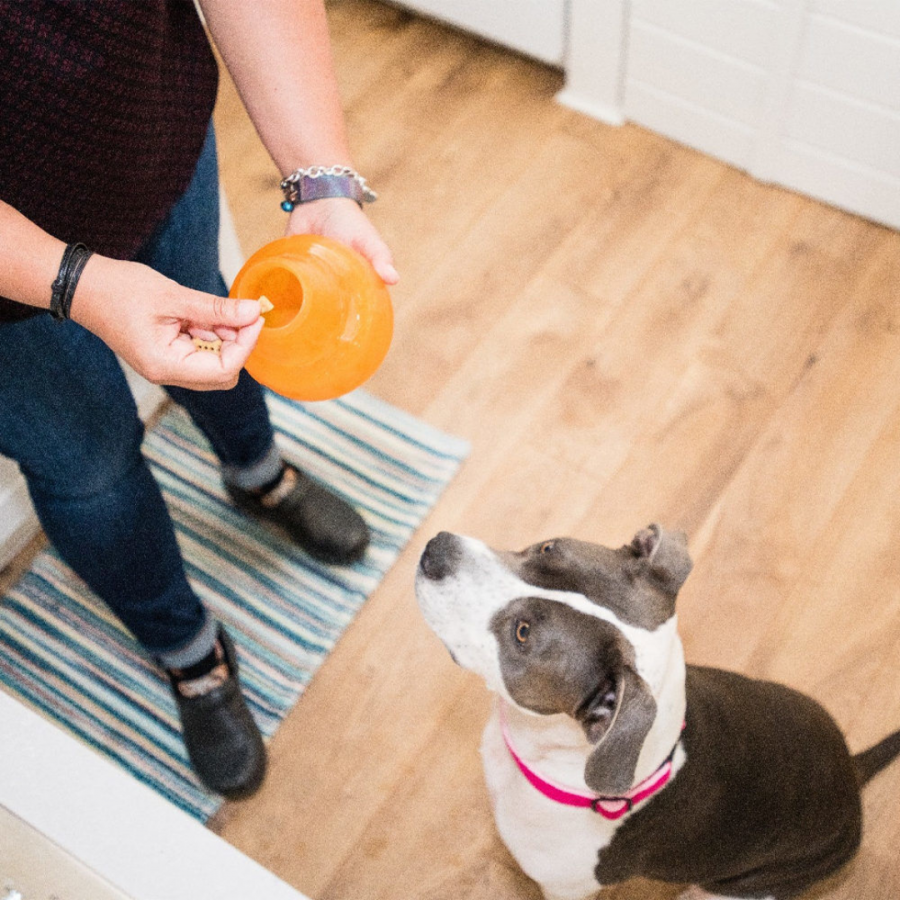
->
[479, 712, 620, 895]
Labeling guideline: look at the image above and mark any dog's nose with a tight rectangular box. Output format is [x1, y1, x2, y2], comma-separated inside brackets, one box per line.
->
[419, 531, 461, 581]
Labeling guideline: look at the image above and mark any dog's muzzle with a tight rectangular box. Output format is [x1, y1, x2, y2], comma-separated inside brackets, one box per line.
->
[418, 531, 462, 581]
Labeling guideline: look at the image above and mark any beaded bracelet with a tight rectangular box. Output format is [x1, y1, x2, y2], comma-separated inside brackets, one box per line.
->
[50, 242, 94, 321]
[279, 165, 377, 212]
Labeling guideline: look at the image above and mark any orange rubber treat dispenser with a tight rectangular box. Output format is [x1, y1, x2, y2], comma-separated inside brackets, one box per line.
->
[229, 235, 393, 401]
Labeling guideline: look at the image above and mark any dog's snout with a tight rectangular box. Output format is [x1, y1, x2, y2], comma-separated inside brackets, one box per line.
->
[419, 531, 461, 581]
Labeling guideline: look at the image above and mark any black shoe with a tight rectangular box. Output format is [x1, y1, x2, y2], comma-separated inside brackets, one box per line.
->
[227, 464, 370, 565]
[166, 627, 266, 800]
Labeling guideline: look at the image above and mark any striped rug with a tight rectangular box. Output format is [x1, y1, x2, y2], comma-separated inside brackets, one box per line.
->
[0, 390, 468, 821]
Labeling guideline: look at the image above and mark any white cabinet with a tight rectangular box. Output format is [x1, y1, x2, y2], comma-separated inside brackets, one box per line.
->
[759, 0, 900, 229]
[560, 0, 900, 231]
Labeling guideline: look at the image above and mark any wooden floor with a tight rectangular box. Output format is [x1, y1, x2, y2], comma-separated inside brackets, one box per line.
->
[209, 2, 900, 898]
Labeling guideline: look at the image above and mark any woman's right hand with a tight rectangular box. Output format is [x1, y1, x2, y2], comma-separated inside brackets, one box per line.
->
[72, 255, 264, 390]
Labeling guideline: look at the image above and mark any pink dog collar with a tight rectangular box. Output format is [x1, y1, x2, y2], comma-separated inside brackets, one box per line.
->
[499, 704, 683, 820]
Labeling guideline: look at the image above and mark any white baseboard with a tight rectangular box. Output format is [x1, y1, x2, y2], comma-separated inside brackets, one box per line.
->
[555, 88, 626, 126]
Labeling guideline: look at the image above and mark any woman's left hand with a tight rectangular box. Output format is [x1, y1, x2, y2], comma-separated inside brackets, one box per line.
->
[286, 198, 399, 285]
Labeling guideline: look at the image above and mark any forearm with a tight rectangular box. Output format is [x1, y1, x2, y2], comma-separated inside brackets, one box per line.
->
[0, 199, 66, 310]
[0, 198, 263, 389]
[199, 0, 353, 173]
[199, 0, 398, 284]
[0, 199, 169, 334]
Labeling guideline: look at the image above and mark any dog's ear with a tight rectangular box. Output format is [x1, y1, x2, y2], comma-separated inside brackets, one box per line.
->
[581, 665, 657, 795]
[631, 523, 692, 596]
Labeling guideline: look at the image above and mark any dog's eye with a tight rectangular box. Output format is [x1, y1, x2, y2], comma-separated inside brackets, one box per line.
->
[515, 620, 531, 643]
[539, 541, 555, 555]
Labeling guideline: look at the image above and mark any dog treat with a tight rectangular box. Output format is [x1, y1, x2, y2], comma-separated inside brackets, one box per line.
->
[192, 336, 223, 353]
[191, 297, 272, 354]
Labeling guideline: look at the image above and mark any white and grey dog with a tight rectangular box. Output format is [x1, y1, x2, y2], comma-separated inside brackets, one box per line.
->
[415, 525, 900, 900]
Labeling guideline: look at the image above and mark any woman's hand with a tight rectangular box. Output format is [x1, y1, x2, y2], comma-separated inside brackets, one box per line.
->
[286, 198, 399, 285]
[0, 198, 262, 391]
[72, 255, 265, 390]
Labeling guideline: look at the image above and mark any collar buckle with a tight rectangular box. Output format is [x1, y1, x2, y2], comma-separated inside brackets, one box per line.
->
[591, 795, 633, 815]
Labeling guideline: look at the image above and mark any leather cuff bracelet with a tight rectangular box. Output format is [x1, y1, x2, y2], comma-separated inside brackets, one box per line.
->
[50, 242, 93, 321]
[280, 165, 377, 212]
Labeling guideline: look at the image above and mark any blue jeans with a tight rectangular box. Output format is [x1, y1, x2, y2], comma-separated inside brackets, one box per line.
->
[0, 126, 276, 660]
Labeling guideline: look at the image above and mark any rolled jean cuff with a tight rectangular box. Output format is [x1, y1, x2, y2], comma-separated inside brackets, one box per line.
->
[157, 612, 219, 669]
[221, 442, 283, 491]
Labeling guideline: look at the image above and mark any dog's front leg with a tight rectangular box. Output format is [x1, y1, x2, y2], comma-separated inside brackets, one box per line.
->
[481, 713, 611, 900]
[539, 886, 601, 900]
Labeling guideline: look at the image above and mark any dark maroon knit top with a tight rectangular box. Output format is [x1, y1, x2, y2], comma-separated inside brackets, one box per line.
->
[0, 0, 219, 322]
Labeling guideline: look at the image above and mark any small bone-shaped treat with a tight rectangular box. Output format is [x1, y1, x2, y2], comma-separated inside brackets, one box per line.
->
[191, 296, 274, 353]
[192, 336, 223, 353]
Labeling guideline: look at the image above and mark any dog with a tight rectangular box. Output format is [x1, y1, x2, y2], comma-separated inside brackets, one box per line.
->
[414, 525, 900, 900]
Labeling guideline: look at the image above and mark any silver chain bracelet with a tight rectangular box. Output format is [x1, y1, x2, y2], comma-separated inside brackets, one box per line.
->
[280, 165, 377, 211]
